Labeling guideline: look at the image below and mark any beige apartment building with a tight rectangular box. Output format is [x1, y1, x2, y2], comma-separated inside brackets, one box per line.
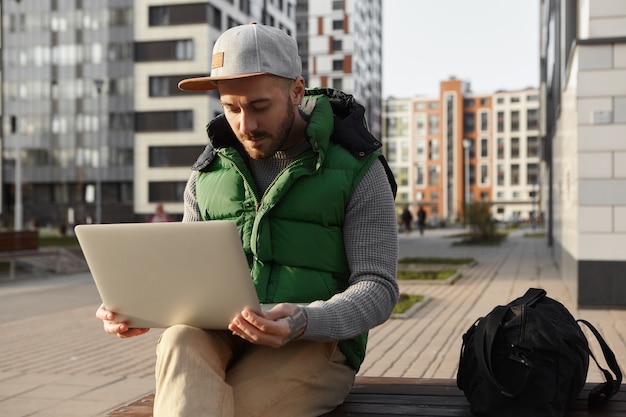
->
[133, 0, 295, 219]
[383, 78, 540, 226]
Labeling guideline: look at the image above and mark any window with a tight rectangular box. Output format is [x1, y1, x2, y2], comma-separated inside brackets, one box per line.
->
[511, 164, 520, 185]
[416, 140, 425, 161]
[332, 39, 342, 51]
[135, 110, 193, 132]
[479, 112, 489, 132]
[527, 163, 539, 185]
[415, 114, 426, 135]
[511, 110, 520, 131]
[497, 111, 504, 132]
[135, 39, 193, 62]
[497, 164, 505, 186]
[149, 181, 186, 202]
[527, 136, 539, 157]
[511, 137, 520, 159]
[332, 20, 343, 30]
[463, 99, 475, 107]
[480, 164, 489, 185]
[428, 114, 439, 134]
[428, 166, 440, 185]
[480, 138, 489, 158]
[463, 112, 475, 132]
[428, 139, 439, 160]
[148, 4, 208, 26]
[149, 75, 205, 97]
[149, 146, 204, 167]
[332, 78, 342, 90]
[332, 59, 343, 71]
[497, 138, 504, 159]
[332, 0, 344, 10]
[416, 165, 425, 186]
[527, 108, 539, 130]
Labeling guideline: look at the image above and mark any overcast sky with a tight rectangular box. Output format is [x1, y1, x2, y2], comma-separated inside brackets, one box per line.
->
[382, 0, 541, 98]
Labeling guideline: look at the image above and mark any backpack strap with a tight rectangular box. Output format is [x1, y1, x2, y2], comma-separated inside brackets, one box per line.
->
[577, 319, 623, 407]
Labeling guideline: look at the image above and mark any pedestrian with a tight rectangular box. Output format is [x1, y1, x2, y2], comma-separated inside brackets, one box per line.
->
[401, 205, 413, 234]
[96, 23, 399, 417]
[417, 205, 427, 236]
[147, 203, 172, 222]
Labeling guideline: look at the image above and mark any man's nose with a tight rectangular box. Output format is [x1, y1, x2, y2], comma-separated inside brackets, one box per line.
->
[239, 111, 258, 135]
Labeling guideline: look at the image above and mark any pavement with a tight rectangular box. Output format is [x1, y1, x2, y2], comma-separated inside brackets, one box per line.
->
[1, 226, 625, 417]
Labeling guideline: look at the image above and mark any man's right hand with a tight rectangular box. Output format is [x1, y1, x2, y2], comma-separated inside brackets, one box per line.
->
[96, 303, 150, 338]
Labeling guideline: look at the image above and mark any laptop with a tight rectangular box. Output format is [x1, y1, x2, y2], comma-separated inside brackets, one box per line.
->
[75, 221, 263, 329]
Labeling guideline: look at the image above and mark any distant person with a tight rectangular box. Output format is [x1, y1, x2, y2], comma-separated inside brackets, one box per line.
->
[148, 203, 172, 223]
[401, 205, 413, 234]
[417, 205, 427, 236]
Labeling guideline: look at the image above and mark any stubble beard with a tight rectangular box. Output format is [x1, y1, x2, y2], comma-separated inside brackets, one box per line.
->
[243, 99, 296, 160]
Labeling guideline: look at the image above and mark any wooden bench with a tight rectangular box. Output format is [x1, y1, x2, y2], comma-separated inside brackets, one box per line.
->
[0, 230, 54, 279]
[105, 377, 626, 416]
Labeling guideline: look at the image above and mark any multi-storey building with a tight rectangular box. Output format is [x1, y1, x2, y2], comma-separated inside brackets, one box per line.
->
[1, 1, 295, 226]
[296, 0, 383, 139]
[383, 77, 540, 226]
[134, 0, 295, 220]
[2, 0, 135, 228]
[540, 0, 626, 307]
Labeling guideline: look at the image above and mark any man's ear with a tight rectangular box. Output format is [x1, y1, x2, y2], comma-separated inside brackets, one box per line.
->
[292, 76, 305, 105]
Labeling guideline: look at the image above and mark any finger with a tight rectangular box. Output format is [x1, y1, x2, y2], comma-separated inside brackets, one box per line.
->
[118, 328, 150, 338]
[95, 304, 114, 321]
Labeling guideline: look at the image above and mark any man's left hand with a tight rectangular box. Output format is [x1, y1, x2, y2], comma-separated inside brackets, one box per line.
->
[228, 303, 307, 347]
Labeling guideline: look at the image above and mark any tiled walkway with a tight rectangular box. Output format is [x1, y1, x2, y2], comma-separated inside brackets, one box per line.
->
[0, 227, 624, 416]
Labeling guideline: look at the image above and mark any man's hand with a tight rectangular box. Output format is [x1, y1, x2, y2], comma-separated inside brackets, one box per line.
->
[228, 303, 307, 347]
[95, 303, 150, 339]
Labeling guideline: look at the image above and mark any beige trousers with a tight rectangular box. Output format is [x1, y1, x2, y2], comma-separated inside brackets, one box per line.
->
[154, 324, 356, 417]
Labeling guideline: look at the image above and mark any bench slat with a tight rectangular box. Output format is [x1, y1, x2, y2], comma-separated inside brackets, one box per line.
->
[105, 378, 626, 417]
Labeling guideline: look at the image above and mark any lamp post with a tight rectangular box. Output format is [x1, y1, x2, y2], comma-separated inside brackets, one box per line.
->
[462, 139, 472, 230]
[14, 0, 23, 231]
[94, 79, 104, 224]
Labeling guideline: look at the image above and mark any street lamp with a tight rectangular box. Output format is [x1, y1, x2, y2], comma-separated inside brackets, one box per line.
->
[14, 0, 23, 231]
[463, 139, 472, 229]
[94, 79, 104, 224]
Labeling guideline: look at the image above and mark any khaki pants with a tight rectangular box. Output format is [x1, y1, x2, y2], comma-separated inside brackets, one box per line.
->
[154, 324, 356, 417]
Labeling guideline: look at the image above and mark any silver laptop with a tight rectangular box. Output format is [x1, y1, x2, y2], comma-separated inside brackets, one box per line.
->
[75, 221, 262, 329]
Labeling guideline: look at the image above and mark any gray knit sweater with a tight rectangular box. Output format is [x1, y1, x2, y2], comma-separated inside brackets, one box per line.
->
[183, 141, 399, 342]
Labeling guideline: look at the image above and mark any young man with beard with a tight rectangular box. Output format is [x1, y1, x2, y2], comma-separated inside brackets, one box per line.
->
[96, 23, 398, 417]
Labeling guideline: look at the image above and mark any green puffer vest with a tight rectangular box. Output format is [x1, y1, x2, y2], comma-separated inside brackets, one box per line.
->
[192, 89, 396, 371]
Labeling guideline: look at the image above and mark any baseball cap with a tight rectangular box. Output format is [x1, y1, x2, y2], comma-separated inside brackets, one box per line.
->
[178, 23, 302, 91]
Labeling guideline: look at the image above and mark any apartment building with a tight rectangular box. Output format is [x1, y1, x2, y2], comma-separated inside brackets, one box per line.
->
[383, 78, 540, 226]
[2, 0, 135, 228]
[0, 0, 296, 227]
[296, 0, 383, 139]
[134, 0, 295, 219]
[540, 0, 626, 307]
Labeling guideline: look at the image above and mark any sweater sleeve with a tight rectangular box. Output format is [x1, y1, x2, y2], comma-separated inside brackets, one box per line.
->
[301, 159, 399, 341]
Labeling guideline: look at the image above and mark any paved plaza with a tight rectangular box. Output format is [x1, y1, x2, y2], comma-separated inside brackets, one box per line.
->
[0, 227, 624, 416]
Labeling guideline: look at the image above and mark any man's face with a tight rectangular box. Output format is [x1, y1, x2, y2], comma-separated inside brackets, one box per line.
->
[218, 75, 301, 160]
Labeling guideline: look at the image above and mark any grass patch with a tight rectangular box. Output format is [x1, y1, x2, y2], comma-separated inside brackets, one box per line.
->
[398, 256, 474, 265]
[393, 293, 424, 314]
[453, 231, 508, 246]
[523, 232, 546, 238]
[397, 269, 457, 281]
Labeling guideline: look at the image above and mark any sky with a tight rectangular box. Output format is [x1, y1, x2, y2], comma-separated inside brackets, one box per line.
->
[382, 0, 541, 98]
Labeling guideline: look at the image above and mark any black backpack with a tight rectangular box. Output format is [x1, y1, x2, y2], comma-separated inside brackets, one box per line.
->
[457, 288, 622, 417]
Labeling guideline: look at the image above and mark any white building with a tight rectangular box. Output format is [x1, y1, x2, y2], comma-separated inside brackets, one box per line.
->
[541, 0, 626, 307]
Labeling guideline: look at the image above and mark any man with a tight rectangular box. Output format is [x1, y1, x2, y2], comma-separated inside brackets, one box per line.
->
[97, 23, 398, 417]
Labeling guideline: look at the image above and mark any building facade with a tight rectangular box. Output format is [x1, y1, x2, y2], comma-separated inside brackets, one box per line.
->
[540, 0, 626, 307]
[296, 0, 383, 139]
[2, 0, 135, 228]
[0, 0, 296, 226]
[383, 78, 540, 227]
